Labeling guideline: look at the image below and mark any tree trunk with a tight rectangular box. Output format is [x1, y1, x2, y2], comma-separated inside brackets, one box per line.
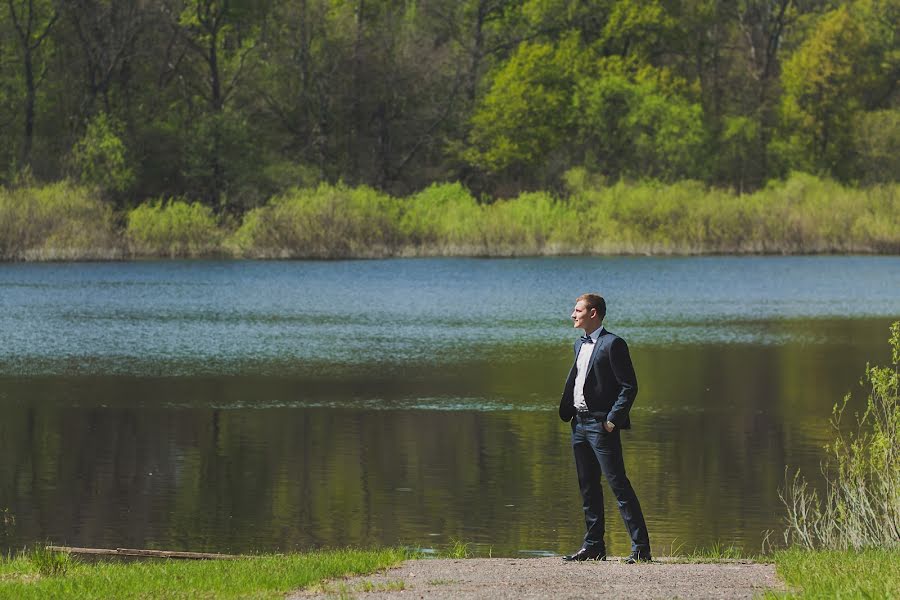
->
[22, 46, 35, 168]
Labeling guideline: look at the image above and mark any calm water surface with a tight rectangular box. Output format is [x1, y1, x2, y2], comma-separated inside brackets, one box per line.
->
[1, 257, 899, 556]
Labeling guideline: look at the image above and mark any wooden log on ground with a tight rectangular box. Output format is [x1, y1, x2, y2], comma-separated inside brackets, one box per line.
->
[45, 546, 243, 560]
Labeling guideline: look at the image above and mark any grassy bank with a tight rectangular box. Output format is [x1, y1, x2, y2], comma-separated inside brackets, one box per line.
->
[0, 182, 121, 261]
[0, 547, 407, 599]
[0, 172, 898, 260]
[769, 548, 900, 598]
[771, 322, 900, 596]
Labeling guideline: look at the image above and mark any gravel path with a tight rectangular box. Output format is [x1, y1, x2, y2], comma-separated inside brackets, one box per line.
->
[292, 557, 785, 599]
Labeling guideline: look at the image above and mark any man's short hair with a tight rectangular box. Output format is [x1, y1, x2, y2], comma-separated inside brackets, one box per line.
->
[576, 293, 606, 321]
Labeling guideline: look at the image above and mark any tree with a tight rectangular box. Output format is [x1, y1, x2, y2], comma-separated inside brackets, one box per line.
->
[71, 111, 134, 194]
[62, 0, 146, 118]
[5, 0, 58, 171]
[574, 59, 708, 181]
[776, 4, 893, 179]
[464, 34, 584, 181]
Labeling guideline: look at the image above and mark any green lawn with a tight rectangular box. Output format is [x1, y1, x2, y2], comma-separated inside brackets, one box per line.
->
[769, 548, 900, 599]
[0, 548, 407, 599]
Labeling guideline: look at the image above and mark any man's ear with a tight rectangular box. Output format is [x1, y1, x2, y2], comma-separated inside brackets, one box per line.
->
[589, 308, 597, 318]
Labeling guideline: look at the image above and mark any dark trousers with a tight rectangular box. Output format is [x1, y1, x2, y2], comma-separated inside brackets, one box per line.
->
[572, 414, 650, 554]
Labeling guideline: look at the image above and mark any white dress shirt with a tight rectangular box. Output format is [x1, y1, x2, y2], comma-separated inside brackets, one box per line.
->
[573, 327, 604, 412]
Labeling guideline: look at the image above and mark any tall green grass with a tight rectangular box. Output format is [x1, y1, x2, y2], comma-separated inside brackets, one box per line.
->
[1, 173, 898, 260]
[780, 322, 899, 550]
[768, 548, 900, 598]
[231, 184, 402, 258]
[563, 171, 899, 254]
[0, 548, 407, 599]
[0, 182, 121, 260]
[126, 199, 223, 258]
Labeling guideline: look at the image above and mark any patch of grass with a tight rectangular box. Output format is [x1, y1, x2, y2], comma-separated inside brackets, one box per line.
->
[688, 542, 747, 562]
[126, 198, 224, 258]
[358, 579, 405, 591]
[0, 182, 121, 260]
[427, 578, 458, 586]
[317, 578, 405, 599]
[27, 545, 75, 577]
[767, 548, 900, 598]
[443, 539, 472, 559]
[655, 538, 754, 563]
[0, 548, 407, 599]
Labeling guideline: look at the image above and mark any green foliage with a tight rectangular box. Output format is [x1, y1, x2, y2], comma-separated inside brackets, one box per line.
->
[230, 184, 403, 258]
[853, 109, 900, 185]
[781, 322, 900, 550]
[0, 0, 898, 198]
[3, 174, 898, 260]
[465, 33, 584, 173]
[0, 182, 120, 260]
[126, 199, 223, 258]
[564, 171, 900, 254]
[778, 7, 865, 176]
[71, 113, 134, 194]
[444, 539, 472, 559]
[574, 60, 707, 180]
[0, 548, 408, 599]
[400, 182, 483, 249]
[768, 548, 900, 599]
[777, 2, 898, 181]
[27, 545, 74, 577]
[182, 112, 265, 212]
[687, 542, 745, 561]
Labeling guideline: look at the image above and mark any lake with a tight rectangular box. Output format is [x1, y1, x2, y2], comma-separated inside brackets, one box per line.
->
[1, 257, 898, 557]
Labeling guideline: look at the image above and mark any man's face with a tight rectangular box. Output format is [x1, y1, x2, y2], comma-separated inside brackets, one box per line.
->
[571, 300, 599, 331]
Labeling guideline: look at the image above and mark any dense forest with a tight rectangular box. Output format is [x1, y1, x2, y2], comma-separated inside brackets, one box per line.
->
[0, 0, 897, 216]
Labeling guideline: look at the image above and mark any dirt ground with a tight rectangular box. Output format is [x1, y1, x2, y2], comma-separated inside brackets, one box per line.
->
[291, 557, 785, 600]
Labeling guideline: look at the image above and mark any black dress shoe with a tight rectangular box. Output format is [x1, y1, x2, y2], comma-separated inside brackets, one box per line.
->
[623, 551, 651, 564]
[562, 547, 606, 561]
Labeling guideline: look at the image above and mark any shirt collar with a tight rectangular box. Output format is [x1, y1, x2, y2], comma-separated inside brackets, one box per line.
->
[586, 327, 604, 342]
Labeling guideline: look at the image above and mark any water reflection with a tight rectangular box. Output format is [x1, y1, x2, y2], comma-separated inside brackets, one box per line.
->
[1, 315, 893, 556]
[2, 258, 899, 556]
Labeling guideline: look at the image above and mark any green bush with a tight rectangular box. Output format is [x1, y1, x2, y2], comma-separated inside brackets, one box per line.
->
[562, 171, 900, 254]
[71, 113, 134, 194]
[0, 182, 121, 260]
[480, 191, 573, 255]
[27, 544, 74, 577]
[2, 174, 897, 261]
[230, 183, 403, 258]
[126, 199, 223, 258]
[400, 182, 483, 251]
[781, 322, 900, 550]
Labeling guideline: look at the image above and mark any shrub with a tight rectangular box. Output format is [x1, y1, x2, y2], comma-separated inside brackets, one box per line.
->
[480, 191, 571, 255]
[28, 544, 74, 577]
[399, 182, 482, 251]
[0, 182, 121, 260]
[781, 322, 900, 550]
[230, 183, 402, 258]
[126, 199, 223, 258]
[71, 112, 134, 194]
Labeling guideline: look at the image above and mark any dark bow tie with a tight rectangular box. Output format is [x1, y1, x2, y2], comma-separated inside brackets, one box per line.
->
[580, 335, 594, 344]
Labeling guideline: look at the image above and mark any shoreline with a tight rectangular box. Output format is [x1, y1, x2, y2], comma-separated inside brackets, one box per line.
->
[3, 175, 898, 262]
[2, 248, 899, 262]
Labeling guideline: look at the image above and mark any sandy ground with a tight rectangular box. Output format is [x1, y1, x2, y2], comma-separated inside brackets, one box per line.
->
[291, 557, 785, 600]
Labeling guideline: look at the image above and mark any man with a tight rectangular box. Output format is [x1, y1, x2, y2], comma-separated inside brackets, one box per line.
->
[559, 293, 651, 563]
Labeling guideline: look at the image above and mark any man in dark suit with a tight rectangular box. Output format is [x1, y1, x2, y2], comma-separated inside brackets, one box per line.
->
[559, 293, 651, 563]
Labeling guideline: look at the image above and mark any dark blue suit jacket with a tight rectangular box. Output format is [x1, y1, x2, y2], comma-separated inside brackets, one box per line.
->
[558, 329, 638, 428]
